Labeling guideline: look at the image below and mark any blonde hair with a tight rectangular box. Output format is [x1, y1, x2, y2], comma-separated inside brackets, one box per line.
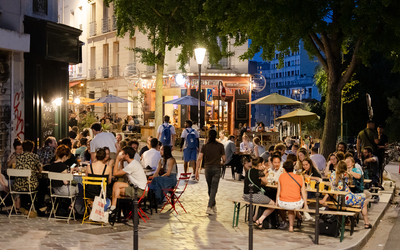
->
[335, 160, 352, 187]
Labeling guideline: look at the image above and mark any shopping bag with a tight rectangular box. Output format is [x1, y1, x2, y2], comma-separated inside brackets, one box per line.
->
[89, 182, 109, 223]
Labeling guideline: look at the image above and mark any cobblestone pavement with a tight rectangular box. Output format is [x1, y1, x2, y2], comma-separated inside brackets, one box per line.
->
[0, 160, 394, 250]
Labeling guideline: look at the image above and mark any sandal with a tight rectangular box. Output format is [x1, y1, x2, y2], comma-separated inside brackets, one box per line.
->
[364, 223, 372, 229]
[254, 220, 263, 229]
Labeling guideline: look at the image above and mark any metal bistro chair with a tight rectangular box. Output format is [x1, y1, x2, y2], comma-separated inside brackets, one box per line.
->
[161, 173, 191, 214]
[7, 169, 38, 218]
[48, 172, 77, 224]
[82, 176, 107, 225]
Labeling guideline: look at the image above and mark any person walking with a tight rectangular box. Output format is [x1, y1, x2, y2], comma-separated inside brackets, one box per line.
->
[377, 125, 388, 185]
[157, 115, 176, 150]
[195, 130, 226, 215]
[180, 120, 199, 177]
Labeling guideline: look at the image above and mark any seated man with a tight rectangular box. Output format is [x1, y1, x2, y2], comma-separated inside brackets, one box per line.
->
[142, 138, 162, 173]
[109, 147, 147, 219]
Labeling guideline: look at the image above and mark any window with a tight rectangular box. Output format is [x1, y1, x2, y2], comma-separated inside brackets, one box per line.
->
[288, 61, 290, 67]
[291, 71, 294, 76]
[91, 3, 96, 22]
[90, 47, 96, 69]
[113, 42, 119, 66]
[33, 0, 48, 15]
[129, 38, 136, 64]
[103, 44, 109, 67]
[279, 73, 282, 77]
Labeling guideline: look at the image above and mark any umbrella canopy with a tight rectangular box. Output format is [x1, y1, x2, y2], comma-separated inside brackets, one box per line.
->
[247, 93, 302, 105]
[275, 109, 319, 143]
[68, 97, 103, 106]
[275, 109, 319, 124]
[89, 94, 132, 104]
[163, 95, 210, 107]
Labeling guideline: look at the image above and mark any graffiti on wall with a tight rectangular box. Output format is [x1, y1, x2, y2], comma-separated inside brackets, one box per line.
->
[12, 82, 24, 141]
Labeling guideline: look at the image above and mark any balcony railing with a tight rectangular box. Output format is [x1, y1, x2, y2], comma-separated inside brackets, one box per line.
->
[89, 21, 97, 36]
[112, 15, 117, 31]
[102, 67, 109, 78]
[111, 65, 119, 77]
[102, 18, 110, 33]
[89, 69, 96, 80]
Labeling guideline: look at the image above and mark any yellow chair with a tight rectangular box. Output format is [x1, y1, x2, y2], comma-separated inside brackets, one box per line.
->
[81, 176, 107, 225]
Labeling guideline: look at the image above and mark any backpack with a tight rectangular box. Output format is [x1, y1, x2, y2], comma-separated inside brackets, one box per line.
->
[186, 128, 197, 149]
[160, 124, 171, 146]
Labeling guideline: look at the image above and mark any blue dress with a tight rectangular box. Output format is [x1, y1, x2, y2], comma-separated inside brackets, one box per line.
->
[330, 170, 366, 209]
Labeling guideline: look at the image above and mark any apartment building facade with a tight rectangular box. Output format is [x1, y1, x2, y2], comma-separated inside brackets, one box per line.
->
[59, 0, 252, 134]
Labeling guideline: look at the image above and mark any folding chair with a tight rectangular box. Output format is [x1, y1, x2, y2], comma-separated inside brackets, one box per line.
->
[161, 173, 191, 214]
[7, 169, 38, 218]
[81, 176, 107, 225]
[48, 172, 77, 223]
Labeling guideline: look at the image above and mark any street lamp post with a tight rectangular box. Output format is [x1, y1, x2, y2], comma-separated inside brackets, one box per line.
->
[195, 48, 206, 130]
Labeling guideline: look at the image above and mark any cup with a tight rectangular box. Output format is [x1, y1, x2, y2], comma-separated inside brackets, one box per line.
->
[310, 180, 316, 190]
[12, 163, 16, 169]
[319, 182, 325, 192]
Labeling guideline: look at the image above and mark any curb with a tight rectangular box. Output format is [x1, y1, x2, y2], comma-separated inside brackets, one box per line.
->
[344, 186, 396, 250]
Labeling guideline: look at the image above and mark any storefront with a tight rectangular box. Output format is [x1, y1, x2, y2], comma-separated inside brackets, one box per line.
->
[141, 74, 253, 136]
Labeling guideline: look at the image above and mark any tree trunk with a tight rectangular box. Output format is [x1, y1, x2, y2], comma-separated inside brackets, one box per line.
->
[155, 57, 165, 135]
[320, 80, 342, 158]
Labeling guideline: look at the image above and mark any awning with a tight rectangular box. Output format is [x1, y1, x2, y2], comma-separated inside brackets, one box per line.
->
[69, 81, 81, 87]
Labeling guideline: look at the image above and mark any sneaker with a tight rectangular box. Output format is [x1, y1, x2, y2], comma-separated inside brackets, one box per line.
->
[278, 221, 288, 230]
[303, 212, 315, 222]
[212, 206, 217, 213]
[191, 175, 196, 180]
[206, 207, 214, 215]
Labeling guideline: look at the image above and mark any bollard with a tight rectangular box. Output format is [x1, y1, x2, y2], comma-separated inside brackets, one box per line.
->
[314, 181, 320, 245]
[133, 185, 139, 250]
[248, 184, 253, 250]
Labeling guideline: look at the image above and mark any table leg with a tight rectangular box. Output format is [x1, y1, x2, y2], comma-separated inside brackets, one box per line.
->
[340, 215, 345, 242]
[232, 202, 237, 228]
[236, 203, 241, 227]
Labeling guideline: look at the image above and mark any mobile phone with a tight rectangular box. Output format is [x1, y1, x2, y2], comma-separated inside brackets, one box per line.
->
[70, 163, 77, 169]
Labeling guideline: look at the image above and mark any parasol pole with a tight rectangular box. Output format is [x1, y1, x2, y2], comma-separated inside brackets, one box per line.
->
[273, 105, 276, 130]
[299, 118, 302, 146]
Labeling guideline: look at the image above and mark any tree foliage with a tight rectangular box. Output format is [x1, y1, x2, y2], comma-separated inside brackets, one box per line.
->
[204, 0, 400, 157]
[105, 0, 230, 128]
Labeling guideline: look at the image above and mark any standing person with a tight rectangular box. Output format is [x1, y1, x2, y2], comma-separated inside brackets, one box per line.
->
[180, 120, 199, 176]
[357, 120, 379, 159]
[37, 137, 57, 165]
[142, 138, 162, 173]
[192, 121, 200, 132]
[224, 135, 242, 180]
[377, 125, 388, 184]
[304, 135, 310, 150]
[157, 115, 176, 150]
[109, 147, 147, 220]
[90, 123, 119, 162]
[195, 130, 226, 215]
[362, 146, 383, 189]
[310, 147, 326, 173]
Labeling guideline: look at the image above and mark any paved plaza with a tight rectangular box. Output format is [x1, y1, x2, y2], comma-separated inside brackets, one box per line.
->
[0, 159, 397, 250]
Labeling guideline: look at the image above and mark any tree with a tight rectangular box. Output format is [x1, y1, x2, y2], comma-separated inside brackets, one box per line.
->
[204, 0, 400, 157]
[105, 0, 229, 130]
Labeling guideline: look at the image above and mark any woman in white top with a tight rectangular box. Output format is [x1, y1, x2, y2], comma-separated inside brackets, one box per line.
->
[218, 130, 228, 144]
[240, 134, 254, 153]
[253, 137, 265, 157]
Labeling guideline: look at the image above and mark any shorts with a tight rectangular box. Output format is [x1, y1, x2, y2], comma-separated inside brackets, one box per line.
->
[183, 148, 197, 162]
[125, 185, 145, 198]
[277, 198, 304, 210]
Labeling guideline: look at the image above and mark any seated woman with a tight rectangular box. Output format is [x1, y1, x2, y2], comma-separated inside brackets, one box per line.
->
[7, 138, 23, 168]
[253, 137, 265, 157]
[320, 160, 371, 229]
[268, 153, 284, 185]
[218, 130, 228, 144]
[240, 134, 254, 154]
[295, 148, 309, 171]
[299, 157, 321, 181]
[345, 156, 364, 193]
[85, 148, 113, 199]
[102, 147, 115, 170]
[324, 153, 339, 176]
[255, 122, 265, 132]
[81, 139, 92, 162]
[150, 146, 178, 204]
[277, 160, 309, 232]
[13, 140, 41, 212]
[46, 145, 79, 196]
[243, 157, 275, 229]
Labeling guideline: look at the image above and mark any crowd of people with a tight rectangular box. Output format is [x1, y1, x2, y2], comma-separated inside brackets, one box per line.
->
[0, 117, 388, 231]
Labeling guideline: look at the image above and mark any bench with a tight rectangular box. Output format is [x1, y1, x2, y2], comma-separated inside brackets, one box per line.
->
[230, 198, 356, 243]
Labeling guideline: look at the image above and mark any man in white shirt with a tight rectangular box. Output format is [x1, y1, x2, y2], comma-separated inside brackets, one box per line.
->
[310, 147, 326, 173]
[157, 115, 176, 150]
[180, 120, 199, 175]
[142, 138, 162, 173]
[109, 147, 147, 219]
[90, 123, 120, 162]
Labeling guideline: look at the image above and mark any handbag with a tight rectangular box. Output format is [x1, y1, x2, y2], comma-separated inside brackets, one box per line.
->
[247, 169, 266, 195]
[89, 182, 109, 223]
[319, 214, 339, 237]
